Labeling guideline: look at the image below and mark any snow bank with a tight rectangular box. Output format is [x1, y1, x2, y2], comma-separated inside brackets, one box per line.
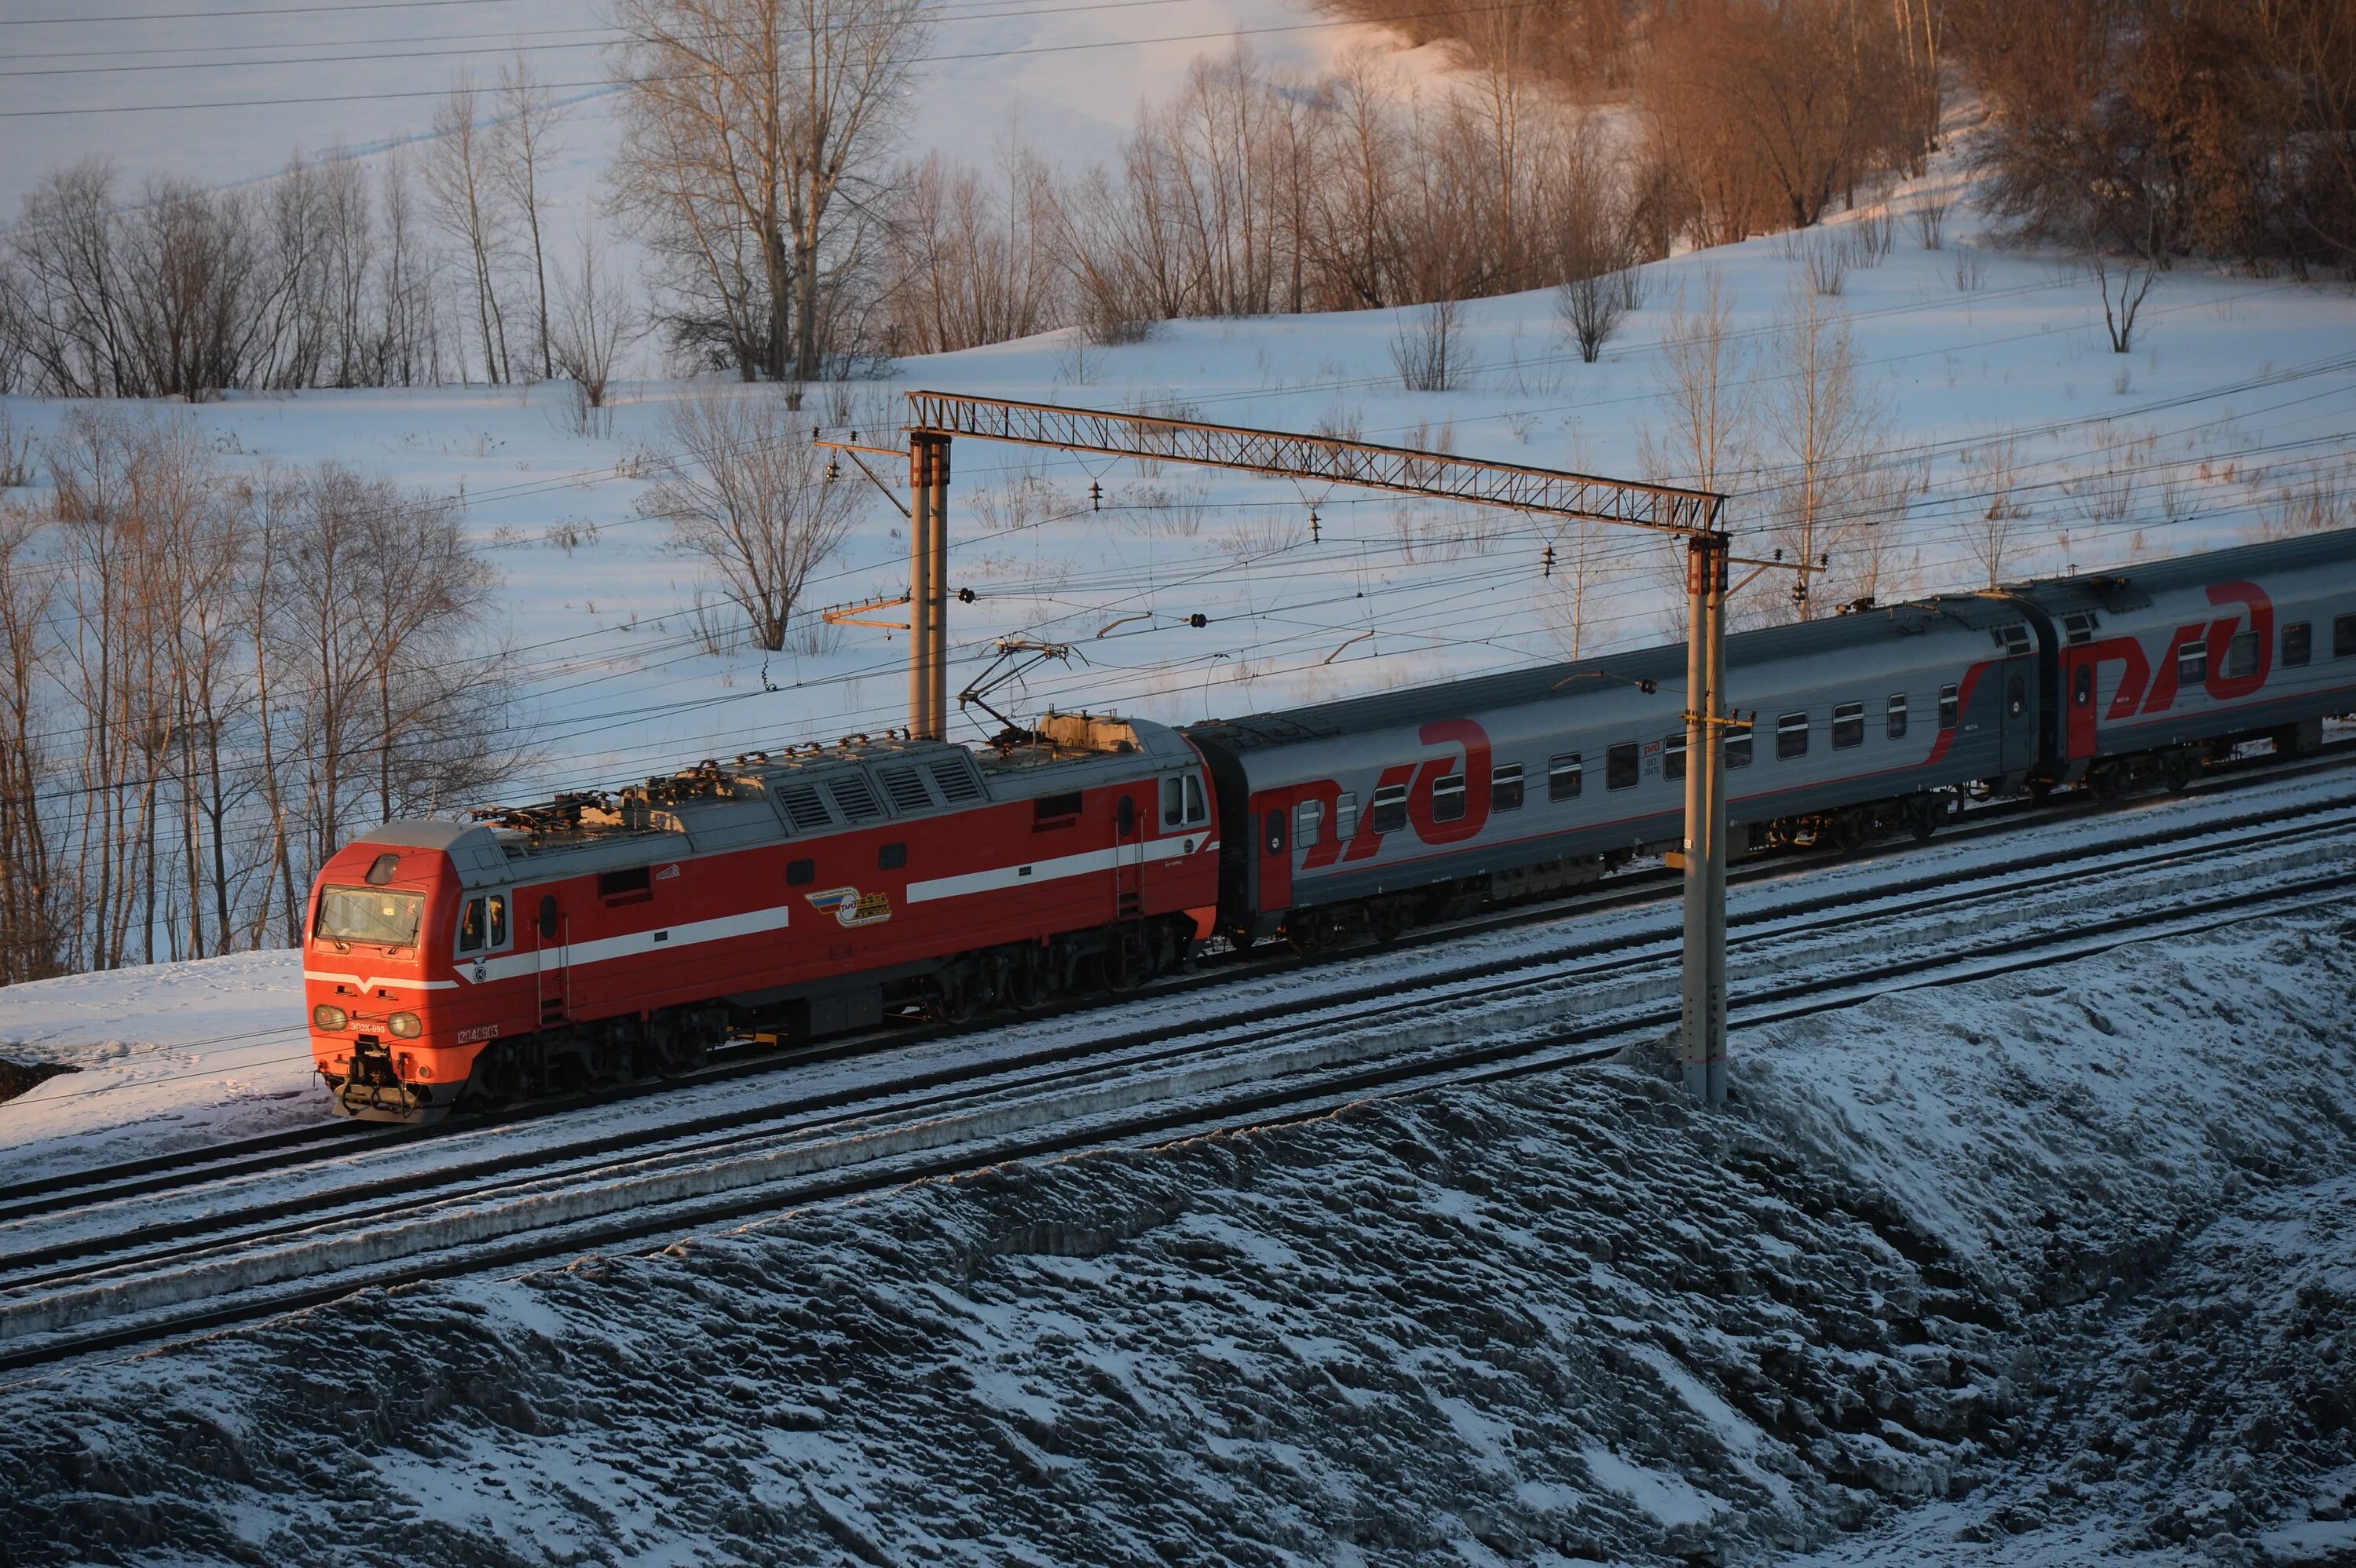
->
[6, 902, 2353, 1565]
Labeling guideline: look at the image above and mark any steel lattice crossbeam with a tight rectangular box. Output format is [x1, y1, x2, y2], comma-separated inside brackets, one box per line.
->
[905, 391, 1725, 535]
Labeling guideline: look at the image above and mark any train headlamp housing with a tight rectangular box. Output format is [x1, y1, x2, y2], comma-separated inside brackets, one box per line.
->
[312, 1003, 349, 1031]
[386, 1011, 423, 1040]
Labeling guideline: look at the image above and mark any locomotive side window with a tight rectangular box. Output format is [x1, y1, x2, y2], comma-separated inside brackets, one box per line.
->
[1116, 795, 1136, 838]
[1663, 733, 1686, 784]
[1725, 729, 1752, 768]
[1491, 764, 1524, 810]
[1034, 791, 1083, 826]
[1776, 712, 1809, 759]
[2336, 614, 2356, 659]
[1431, 771, 1467, 822]
[1370, 784, 1410, 833]
[2176, 636, 2207, 688]
[537, 895, 559, 941]
[1296, 799, 1322, 847]
[1832, 702, 1864, 749]
[1162, 775, 1186, 828]
[2225, 630, 2259, 681]
[456, 894, 510, 955]
[1183, 773, 1208, 826]
[786, 858, 815, 886]
[598, 866, 652, 905]
[1938, 684, 1959, 730]
[1335, 792, 1359, 839]
[1605, 743, 1639, 791]
[1886, 693, 1908, 739]
[878, 842, 908, 870]
[2285, 622, 2312, 667]
[1548, 754, 1582, 801]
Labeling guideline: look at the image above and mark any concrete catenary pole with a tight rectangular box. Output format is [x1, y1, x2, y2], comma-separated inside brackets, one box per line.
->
[926, 436, 950, 737]
[1681, 532, 1731, 1104]
[907, 433, 951, 739]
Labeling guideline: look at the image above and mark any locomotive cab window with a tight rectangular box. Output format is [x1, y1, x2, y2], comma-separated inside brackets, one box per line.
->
[2336, 614, 2356, 659]
[1296, 799, 1322, 847]
[1335, 791, 1359, 840]
[1605, 743, 1639, 791]
[1832, 702, 1864, 749]
[2176, 636, 2207, 688]
[1548, 753, 1582, 801]
[456, 893, 507, 955]
[1663, 733, 1686, 784]
[1939, 684, 1959, 730]
[1491, 763, 1524, 810]
[1370, 784, 1409, 834]
[1162, 773, 1209, 828]
[316, 886, 423, 948]
[1886, 693, 1908, 739]
[1776, 712, 1809, 760]
[2285, 622, 2312, 667]
[1431, 771, 1467, 822]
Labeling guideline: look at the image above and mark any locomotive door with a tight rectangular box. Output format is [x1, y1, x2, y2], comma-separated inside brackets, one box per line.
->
[535, 894, 570, 1028]
[1248, 787, 1293, 913]
[1114, 791, 1144, 923]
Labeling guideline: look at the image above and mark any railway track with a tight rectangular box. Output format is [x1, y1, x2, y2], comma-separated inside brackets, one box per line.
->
[12, 733, 2356, 1228]
[3, 784, 2351, 1380]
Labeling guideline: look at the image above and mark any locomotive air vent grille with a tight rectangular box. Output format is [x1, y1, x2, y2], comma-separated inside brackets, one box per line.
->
[828, 773, 885, 822]
[880, 766, 934, 813]
[928, 758, 982, 802]
[777, 782, 832, 832]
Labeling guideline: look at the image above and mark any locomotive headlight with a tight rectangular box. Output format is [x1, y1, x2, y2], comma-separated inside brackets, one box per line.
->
[313, 1003, 349, 1031]
[387, 1011, 423, 1040]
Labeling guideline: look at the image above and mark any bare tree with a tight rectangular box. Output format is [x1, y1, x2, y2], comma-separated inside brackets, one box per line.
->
[2089, 245, 2158, 353]
[0, 498, 63, 982]
[1640, 273, 1752, 494]
[378, 147, 441, 387]
[1391, 298, 1472, 391]
[641, 388, 858, 650]
[551, 221, 639, 433]
[496, 53, 569, 380]
[609, 0, 931, 382]
[1760, 281, 1890, 618]
[1554, 271, 1628, 362]
[1962, 435, 2032, 588]
[425, 75, 514, 383]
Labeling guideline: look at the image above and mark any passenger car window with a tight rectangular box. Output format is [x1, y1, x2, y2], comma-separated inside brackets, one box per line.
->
[1777, 712, 1809, 759]
[1886, 694, 1908, 739]
[1939, 684, 1959, 730]
[1431, 771, 1467, 822]
[1335, 792, 1359, 839]
[1663, 732, 1686, 783]
[1548, 753, 1582, 801]
[1491, 764, 1524, 810]
[1295, 799, 1322, 847]
[1832, 702, 1864, 749]
[2284, 622, 2312, 667]
[2176, 637, 2206, 688]
[1605, 743, 1639, 791]
[2336, 614, 2356, 659]
[2225, 630, 2258, 680]
[1370, 784, 1409, 834]
[1725, 730, 1752, 769]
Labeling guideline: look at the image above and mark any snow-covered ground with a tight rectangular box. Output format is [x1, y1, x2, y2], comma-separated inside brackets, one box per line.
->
[5, 894, 2354, 1564]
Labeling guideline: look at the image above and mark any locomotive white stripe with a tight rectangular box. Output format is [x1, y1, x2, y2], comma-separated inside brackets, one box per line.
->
[904, 832, 1213, 905]
[302, 972, 460, 992]
[447, 902, 796, 985]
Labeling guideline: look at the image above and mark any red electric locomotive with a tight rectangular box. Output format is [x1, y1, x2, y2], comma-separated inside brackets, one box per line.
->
[305, 714, 1220, 1121]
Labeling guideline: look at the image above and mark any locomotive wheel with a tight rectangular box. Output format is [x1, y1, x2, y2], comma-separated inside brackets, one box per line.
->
[1006, 959, 1051, 1011]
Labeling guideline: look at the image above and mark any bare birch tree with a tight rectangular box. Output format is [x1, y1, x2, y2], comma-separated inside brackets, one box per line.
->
[496, 53, 569, 380]
[609, 0, 931, 382]
[642, 389, 858, 650]
[426, 75, 514, 383]
[1760, 281, 1891, 619]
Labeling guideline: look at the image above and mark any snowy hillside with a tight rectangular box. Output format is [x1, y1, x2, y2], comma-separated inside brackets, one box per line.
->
[4, 143, 2351, 817]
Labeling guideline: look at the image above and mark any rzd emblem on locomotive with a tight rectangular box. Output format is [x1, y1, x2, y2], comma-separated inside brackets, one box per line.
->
[806, 886, 892, 927]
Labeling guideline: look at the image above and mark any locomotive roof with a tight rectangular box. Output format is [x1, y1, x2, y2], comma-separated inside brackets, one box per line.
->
[351, 716, 1199, 885]
[1187, 591, 2029, 752]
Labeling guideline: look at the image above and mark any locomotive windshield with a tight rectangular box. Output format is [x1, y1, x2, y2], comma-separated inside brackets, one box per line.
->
[315, 886, 424, 947]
